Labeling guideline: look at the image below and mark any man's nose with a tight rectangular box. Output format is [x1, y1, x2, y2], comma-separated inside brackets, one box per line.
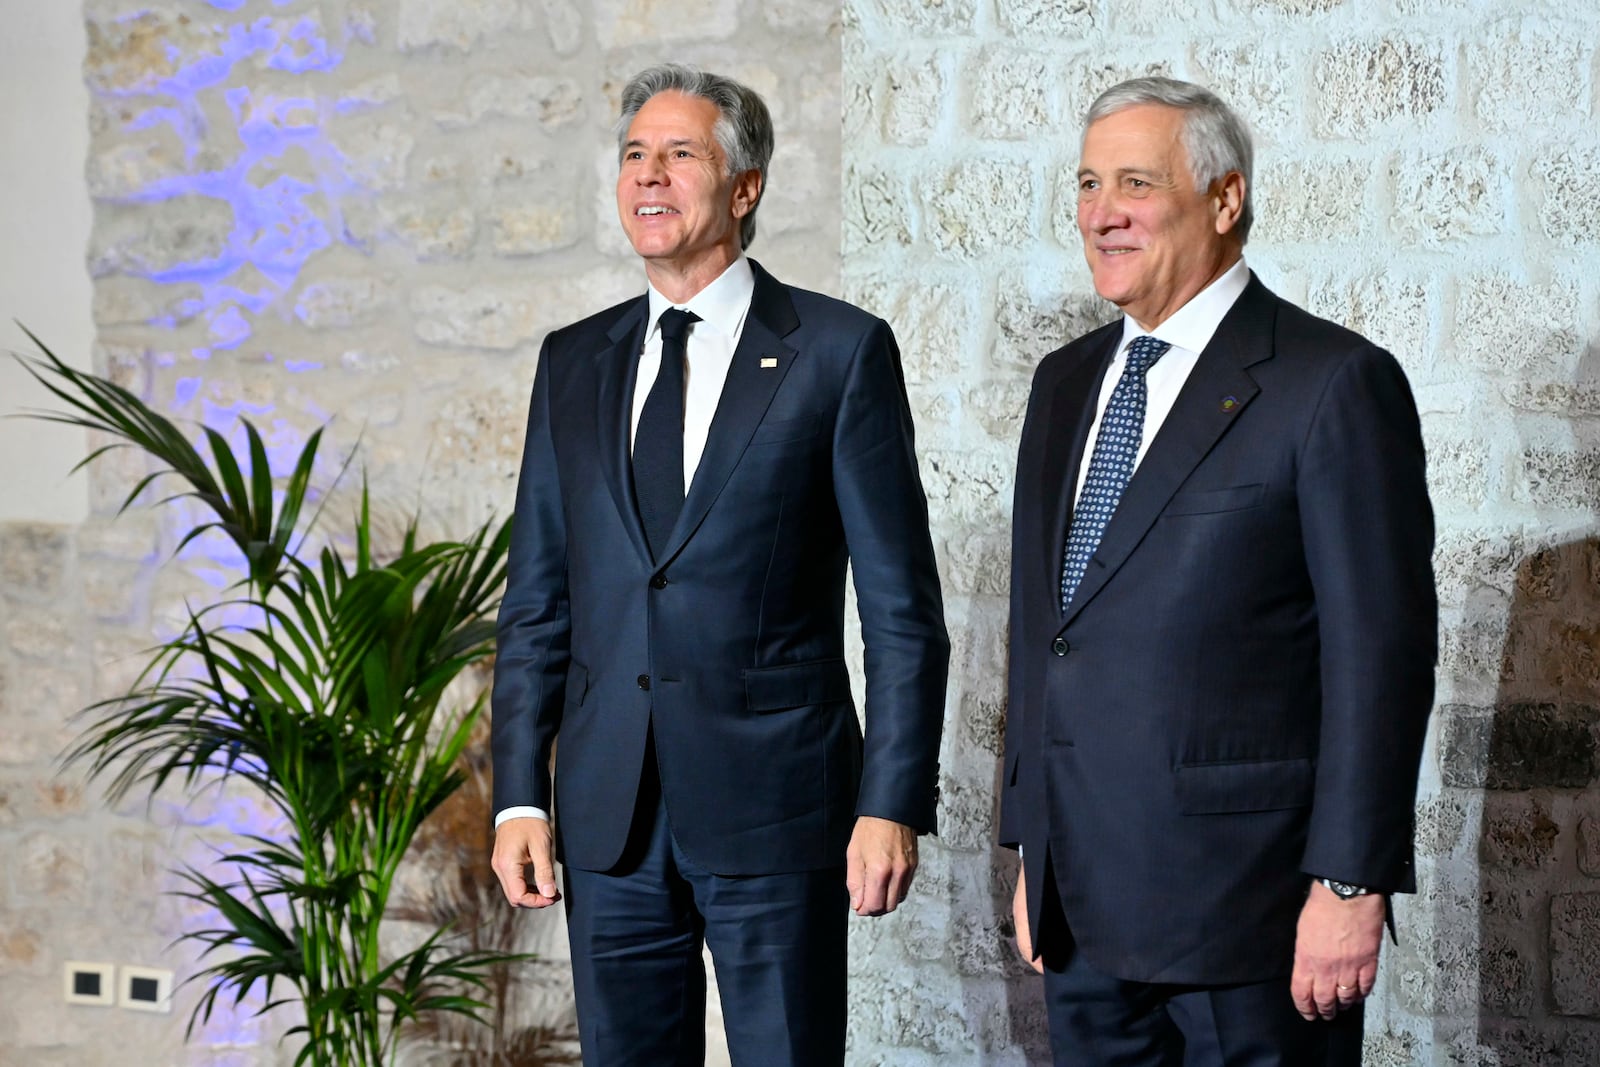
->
[636, 153, 667, 185]
[1080, 194, 1125, 234]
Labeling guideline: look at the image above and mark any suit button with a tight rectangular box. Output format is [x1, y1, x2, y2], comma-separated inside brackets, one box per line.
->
[650, 574, 668, 589]
[1051, 637, 1069, 656]
[637, 674, 651, 690]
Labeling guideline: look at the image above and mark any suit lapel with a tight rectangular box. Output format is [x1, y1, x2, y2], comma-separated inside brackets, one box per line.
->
[1059, 278, 1277, 629]
[657, 261, 800, 564]
[596, 299, 652, 565]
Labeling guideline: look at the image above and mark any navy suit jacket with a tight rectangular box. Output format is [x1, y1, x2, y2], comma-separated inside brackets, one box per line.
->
[998, 276, 1437, 985]
[492, 260, 949, 876]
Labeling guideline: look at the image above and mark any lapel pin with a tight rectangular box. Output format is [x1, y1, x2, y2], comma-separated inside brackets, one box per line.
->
[1220, 396, 1238, 412]
[760, 357, 778, 369]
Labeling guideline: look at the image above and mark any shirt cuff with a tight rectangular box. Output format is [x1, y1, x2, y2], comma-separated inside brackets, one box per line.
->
[494, 806, 550, 828]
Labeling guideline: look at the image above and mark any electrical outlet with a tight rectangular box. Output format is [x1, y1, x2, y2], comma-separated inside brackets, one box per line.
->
[119, 965, 173, 1013]
[64, 961, 116, 1006]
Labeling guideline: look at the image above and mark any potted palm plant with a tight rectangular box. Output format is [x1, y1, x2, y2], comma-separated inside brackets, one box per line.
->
[18, 333, 525, 1066]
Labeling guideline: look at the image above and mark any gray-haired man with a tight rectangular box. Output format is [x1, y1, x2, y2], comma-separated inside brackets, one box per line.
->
[489, 65, 949, 1065]
[1000, 77, 1436, 1065]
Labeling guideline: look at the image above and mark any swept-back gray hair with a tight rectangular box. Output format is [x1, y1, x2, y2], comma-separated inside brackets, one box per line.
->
[616, 64, 775, 251]
[1085, 77, 1255, 243]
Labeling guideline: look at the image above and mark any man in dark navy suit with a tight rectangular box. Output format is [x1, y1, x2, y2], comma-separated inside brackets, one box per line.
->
[999, 77, 1437, 1066]
[489, 64, 948, 1066]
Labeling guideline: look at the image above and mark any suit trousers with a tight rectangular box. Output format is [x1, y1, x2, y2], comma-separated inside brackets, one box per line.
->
[563, 739, 847, 1067]
[1036, 864, 1363, 1067]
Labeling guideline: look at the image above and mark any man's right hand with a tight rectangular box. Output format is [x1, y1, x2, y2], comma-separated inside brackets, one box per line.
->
[1012, 866, 1044, 974]
[491, 816, 561, 908]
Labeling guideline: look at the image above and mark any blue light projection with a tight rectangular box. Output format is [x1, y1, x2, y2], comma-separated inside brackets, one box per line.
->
[102, 10, 377, 1051]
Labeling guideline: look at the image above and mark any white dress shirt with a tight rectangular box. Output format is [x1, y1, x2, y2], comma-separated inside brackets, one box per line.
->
[1071, 258, 1251, 507]
[496, 257, 758, 830]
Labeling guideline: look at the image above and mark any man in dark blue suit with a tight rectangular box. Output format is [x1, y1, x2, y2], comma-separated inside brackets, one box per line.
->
[1000, 78, 1437, 1065]
[489, 65, 948, 1066]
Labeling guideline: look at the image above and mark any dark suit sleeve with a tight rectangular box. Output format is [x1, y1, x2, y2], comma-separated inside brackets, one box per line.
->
[490, 336, 572, 815]
[1296, 343, 1437, 893]
[831, 317, 950, 834]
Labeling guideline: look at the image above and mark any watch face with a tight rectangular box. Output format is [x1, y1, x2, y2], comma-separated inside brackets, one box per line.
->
[1327, 880, 1362, 898]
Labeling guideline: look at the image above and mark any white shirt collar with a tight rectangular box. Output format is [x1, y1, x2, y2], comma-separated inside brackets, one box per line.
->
[1120, 257, 1250, 355]
[646, 256, 756, 340]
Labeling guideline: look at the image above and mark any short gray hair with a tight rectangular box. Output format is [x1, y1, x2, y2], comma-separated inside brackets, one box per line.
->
[1085, 77, 1255, 243]
[616, 64, 775, 251]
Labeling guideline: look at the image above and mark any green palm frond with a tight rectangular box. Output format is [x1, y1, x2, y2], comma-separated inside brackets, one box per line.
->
[17, 334, 524, 1066]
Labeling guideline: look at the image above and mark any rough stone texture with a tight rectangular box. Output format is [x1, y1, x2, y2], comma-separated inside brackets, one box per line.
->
[1551, 893, 1600, 1016]
[1467, 25, 1590, 133]
[1533, 147, 1600, 248]
[966, 48, 1056, 141]
[1312, 36, 1449, 138]
[1254, 157, 1370, 246]
[1390, 146, 1509, 248]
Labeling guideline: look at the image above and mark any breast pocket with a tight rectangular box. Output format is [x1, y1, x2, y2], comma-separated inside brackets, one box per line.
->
[749, 414, 822, 447]
[1164, 483, 1265, 517]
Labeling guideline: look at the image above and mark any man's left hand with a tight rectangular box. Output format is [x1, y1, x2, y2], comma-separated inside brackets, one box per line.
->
[845, 816, 918, 916]
[1291, 880, 1386, 1020]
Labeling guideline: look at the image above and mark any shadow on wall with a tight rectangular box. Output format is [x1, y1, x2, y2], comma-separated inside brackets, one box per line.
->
[1433, 328, 1600, 1065]
[1458, 534, 1600, 1065]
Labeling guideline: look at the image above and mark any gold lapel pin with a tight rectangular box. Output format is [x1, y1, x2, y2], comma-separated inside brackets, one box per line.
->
[760, 357, 778, 369]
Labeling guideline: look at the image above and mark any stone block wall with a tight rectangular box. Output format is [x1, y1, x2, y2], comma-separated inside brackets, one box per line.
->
[0, 1, 839, 1063]
[841, 0, 1600, 1063]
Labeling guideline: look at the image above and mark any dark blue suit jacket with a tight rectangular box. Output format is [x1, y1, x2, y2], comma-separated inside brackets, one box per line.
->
[493, 261, 949, 876]
[999, 276, 1437, 985]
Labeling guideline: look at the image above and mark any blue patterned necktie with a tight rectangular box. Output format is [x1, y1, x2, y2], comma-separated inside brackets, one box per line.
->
[1060, 334, 1171, 612]
[635, 307, 700, 561]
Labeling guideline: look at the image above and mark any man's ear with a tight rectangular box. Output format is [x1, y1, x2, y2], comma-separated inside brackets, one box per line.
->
[730, 168, 762, 219]
[1213, 171, 1246, 236]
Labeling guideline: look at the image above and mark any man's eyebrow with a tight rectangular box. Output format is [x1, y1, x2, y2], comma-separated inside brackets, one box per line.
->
[623, 137, 703, 150]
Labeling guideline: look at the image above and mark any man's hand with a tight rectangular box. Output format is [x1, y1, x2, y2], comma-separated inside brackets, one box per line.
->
[1012, 866, 1044, 974]
[1291, 880, 1385, 1020]
[845, 816, 918, 916]
[491, 816, 561, 909]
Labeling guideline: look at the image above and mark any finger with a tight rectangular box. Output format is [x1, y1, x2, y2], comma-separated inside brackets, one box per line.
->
[491, 856, 541, 908]
[880, 853, 916, 912]
[1335, 979, 1361, 1005]
[530, 836, 560, 902]
[859, 867, 890, 916]
[1313, 980, 1339, 1020]
[1290, 963, 1316, 1021]
[845, 849, 865, 912]
[1358, 961, 1378, 998]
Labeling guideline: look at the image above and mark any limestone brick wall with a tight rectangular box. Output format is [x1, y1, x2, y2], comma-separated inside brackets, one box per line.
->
[841, 0, 1600, 1064]
[0, 1, 839, 1063]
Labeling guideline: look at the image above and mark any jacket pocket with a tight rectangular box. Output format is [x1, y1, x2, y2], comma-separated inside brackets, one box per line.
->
[1175, 756, 1313, 814]
[750, 414, 822, 447]
[1164, 483, 1265, 517]
[743, 658, 852, 712]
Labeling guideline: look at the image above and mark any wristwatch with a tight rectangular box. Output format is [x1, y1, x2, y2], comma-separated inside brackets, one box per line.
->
[1318, 877, 1373, 899]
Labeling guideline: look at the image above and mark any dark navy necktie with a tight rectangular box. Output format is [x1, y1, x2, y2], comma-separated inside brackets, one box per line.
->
[1060, 334, 1171, 612]
[635, 307, 700, 561]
